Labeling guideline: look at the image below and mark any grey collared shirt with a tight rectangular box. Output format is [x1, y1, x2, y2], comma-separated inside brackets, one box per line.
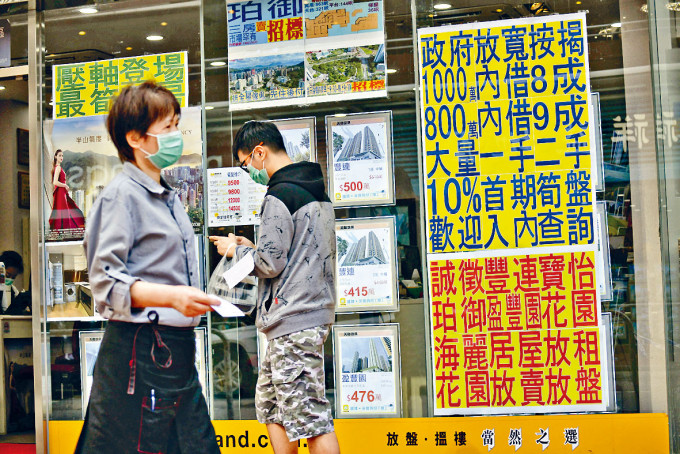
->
[84, 162, 200, 327]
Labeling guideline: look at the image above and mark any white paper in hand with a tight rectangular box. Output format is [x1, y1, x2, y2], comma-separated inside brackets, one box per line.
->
[222, 252, 255, 289]
[211, 296, 245, 317]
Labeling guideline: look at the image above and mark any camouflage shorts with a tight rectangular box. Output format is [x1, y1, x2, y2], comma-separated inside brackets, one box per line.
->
[255, 325, 334, 441]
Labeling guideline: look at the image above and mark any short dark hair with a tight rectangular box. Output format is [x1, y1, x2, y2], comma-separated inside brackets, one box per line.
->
[232, 121, 286, 162]
[106, 81, 181, 163]
[0, 251, 23, 274]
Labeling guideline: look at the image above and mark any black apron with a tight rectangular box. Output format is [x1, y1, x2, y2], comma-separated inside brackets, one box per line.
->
[75, 320, 219, 454]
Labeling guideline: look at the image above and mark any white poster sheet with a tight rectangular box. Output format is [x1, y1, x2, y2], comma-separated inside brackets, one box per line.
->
[327, 111, 395, 207]
[207, 167, 267, 227]
[333, 324, 401, 418]
[335, 217, 398, 312]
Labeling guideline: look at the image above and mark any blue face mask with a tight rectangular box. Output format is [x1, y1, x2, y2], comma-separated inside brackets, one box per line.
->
[141, 130, 184, 169]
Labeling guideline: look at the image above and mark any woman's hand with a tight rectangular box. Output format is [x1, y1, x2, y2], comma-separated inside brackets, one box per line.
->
[170, 286, 218, 317]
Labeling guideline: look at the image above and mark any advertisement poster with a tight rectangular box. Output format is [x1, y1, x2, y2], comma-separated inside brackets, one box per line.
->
[0, 19, 10, 68]
[79, 330, 104, 419]
[419, 14, 609, 416]
[419, 13, 595, 254]
[270, 116, 316, 162]
[335, 217, 398, 312]
[206, 167, 267, 227]
[428, 250, 609, 415]
[80, 328, 208, 419]
[327, 111, 395, 207]
[53, 51, 188, 118]
[227, 0, 386, 110]
[43, 106, 204, 240]
[333, 324, 401, 418]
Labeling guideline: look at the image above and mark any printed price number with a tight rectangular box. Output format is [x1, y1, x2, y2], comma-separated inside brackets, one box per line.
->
[228, 188, 240, 195]
[340, 181, 366, 192]
[227, 179, 240, 186]
[347, 390, 377, 403]
[228, 198, 240, 203]
[229, 206, 241, 211]
[369, 174, 383, 180]
[344, 286, 370, 297]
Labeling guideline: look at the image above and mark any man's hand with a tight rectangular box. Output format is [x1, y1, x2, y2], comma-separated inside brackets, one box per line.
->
[209, 234, 238, 257]
[236, 236, 255, 249]
[170, 286, 219, 317]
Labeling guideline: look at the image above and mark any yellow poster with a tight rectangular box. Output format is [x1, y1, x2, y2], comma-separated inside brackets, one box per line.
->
[53, 51, 188, 118]
[419, 14, 594, 254]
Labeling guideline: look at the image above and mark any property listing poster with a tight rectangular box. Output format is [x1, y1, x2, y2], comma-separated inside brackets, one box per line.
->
[227, 0, 386, 110]
[418, 13, 610, 415]
[335, 217, 397, 312]
[333, 324, 401, 418]
[53, 51, 188, 118]
[270, 117, 317, 162]
[206, 167, 267, 227]
[44, 106, 204, 239]
[327, 112, 395, 207]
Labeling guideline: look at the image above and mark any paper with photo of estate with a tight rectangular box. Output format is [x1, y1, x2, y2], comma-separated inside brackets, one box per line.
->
[227, 0, 386, 110]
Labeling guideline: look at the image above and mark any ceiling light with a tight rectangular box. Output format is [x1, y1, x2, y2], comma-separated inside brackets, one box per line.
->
[576, 1, 581, 3]
[433, 3, 452, 10]
[161, 22, 168, 26]
[386, 68, 397, 74]
[611, 22, 622, 27]
[641, 4, 648, 12]
[126, 46, 132, 51]
[0, 86, 5, 90]
[210, 61, 227, 67]
[335, 114, 347, 117]
[79, 7, 98, 14]
[667, 2, 680, 11]
[78, 31, 86, 36]
[205, 106, 214, 110]
[495, 8, 503, 12]
[146, 35, 164, 41]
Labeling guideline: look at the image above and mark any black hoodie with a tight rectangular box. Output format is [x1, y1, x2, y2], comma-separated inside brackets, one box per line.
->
[232, 161, 337, 340]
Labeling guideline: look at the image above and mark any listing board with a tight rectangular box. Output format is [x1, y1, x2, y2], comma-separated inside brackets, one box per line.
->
[418, 13, 608, 416]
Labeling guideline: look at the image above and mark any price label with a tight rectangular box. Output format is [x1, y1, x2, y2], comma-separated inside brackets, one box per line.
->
[346, 390, 380, 403]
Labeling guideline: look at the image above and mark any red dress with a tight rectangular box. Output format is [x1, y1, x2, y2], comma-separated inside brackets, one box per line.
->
[49, 167, 85, 230]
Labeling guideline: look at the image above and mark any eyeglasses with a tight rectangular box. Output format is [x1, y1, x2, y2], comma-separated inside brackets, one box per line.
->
[238, 141, 263, 171]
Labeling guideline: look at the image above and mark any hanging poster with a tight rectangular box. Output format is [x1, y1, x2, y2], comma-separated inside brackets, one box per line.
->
[53, 51, 188, 118]
[269, 116, 317, 162]
[595, 201, 612, 301]
[419, 13, 595, 254]
[335, 217, 398, 312]
[0, 19, 10, 68]
[227, 0, 386, 110]
[326, 111, 395, 207]
[43, 106, 204, 240]
[80, 328, 209, 419]
[428, 249, 609, 415]
[333, 324, 401, 418]
[419, 13, 609, 417]
[79, 330, 104, 419]
[206, 167, 267, 227]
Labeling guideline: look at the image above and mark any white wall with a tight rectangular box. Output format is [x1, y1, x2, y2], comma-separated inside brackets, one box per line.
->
[0, 99, 29, 291]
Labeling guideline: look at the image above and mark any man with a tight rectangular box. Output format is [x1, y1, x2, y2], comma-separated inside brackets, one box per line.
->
[210, 121, 340, 454]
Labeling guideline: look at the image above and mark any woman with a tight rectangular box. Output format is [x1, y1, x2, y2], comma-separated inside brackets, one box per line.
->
[49, 149, 85, 231]
[75, 81, 220, 454]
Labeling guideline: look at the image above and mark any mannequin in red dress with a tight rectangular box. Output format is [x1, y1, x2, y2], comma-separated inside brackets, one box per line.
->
[49, 149, 85, 230]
